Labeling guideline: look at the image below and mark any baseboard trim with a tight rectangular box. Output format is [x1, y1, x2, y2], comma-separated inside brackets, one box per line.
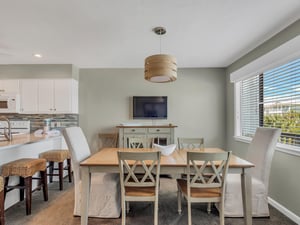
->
[268, 197, 300, 225]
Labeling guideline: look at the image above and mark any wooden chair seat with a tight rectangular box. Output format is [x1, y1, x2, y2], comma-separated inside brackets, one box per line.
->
[39, 149, 72, 191]
[125, 186, 156, 197]
[177, 179, 221, 198]
[1, 158, 48, 215]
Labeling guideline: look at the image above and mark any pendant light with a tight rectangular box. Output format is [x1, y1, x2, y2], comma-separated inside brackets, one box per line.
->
[144, 27, 177, 83]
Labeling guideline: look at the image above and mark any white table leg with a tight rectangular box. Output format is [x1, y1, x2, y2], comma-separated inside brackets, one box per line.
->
[81, 166, 91, 225]
[241, 169, 252, 225]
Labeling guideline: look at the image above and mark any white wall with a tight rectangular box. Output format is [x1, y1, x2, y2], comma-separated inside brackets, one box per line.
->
[79, 68, 226, 153]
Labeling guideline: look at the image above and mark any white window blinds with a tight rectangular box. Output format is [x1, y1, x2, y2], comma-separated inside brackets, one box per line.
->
[263, 58, 300, 146]
[240, 75, 260, 138]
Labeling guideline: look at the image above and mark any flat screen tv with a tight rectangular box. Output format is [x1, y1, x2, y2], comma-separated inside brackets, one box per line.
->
[133, 96, 167, 119]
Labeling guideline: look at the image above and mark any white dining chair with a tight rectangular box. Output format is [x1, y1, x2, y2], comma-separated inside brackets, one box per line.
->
[177, 137, 204, 150]
[177, 151, 232, 225]
[221, 127, 281, 217]
[118, 151, 161, 225]
[62, 126, 121, 218]
[128, 137, 153, 148]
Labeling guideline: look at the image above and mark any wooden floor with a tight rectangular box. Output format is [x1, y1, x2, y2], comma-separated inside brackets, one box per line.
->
[4, 178, 297, 225]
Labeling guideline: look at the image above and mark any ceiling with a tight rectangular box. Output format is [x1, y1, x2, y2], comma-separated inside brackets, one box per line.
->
[0, 0, 299, 68]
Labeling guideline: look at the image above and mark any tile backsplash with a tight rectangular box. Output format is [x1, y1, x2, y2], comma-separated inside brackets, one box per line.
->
[0, 113, 79, 132]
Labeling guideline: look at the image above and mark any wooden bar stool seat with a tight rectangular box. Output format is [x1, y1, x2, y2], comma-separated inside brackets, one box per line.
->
[39, 149, 72, 190]
[0, 176, 4, 225]
[1, 158, 48, 215]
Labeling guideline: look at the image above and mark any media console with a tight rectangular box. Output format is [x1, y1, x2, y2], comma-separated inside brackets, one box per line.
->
[116, 125, 177, 148]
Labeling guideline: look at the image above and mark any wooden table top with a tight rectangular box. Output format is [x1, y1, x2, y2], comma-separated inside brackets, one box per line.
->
[80, 147, 254, 168]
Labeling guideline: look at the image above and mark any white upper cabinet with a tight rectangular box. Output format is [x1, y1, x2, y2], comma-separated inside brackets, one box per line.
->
[19, 79, 78, 114]
[0, 80, 20, 93]
[20, 79, 39, 113]
[38, 79, 78, 114]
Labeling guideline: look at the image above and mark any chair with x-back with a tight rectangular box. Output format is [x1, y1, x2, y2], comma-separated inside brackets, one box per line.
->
[128, 137, 154, 149]
[118, 151, 161, 225]
[177, 151, 232, 225]
[177, 137, 204, 150]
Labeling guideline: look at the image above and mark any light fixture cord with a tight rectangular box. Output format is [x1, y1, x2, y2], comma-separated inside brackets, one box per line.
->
[159, 29, 162, 54]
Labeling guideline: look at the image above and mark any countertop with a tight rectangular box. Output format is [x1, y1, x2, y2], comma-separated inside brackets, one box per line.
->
[0, 133, 61, 150]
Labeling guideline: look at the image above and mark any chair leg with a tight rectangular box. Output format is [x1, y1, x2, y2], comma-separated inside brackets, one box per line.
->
[40, 170, 48, 201]
[49, 161, 54, 183]
[122, 199, 126, 225]
[219, 200, 225, 225]
[126, 202, 130, 213]
[58, 162, 64, 190]
[67, 158, 72, 183]
[19, 177, 25, 201]
[188, 200, 192, 225]
[0, 190, 5, 225]
[3, 178, 8, 201]
[154, 199, 158, 225]
[24, 177, 32, 215]
[207, 202, 212, 214]
[177, 184, 182, 215]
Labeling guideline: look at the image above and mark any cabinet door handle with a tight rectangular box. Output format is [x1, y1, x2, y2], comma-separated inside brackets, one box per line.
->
[156, 129, 160, 132]
[131, 129, 135, 132]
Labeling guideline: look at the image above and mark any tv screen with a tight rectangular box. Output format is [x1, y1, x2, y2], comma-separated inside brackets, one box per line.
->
[133, 96, 167, 119]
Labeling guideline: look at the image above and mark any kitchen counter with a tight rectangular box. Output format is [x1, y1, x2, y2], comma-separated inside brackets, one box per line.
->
[0, 133, 61, 150]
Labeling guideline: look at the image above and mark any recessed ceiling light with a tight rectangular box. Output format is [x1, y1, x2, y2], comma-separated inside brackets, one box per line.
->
[33, 53, 42, 58]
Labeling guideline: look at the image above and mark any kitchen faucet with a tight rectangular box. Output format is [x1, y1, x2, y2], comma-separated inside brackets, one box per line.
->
[0, 116, 12, 141]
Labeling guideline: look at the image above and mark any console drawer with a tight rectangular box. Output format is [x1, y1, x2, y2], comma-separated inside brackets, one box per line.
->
[148, 128, 171, 134]
[124, 128, 146, 134]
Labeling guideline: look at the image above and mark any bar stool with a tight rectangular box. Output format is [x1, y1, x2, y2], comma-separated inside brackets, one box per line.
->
[1, 158, 48, 215]
[39, 149, 72, 190]
[0, 176, 4, 225]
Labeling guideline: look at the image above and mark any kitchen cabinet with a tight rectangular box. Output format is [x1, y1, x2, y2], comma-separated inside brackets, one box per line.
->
[20, 79, 38, 113]
[38, 79, 78, 114]
[38, 79, 78, 113]
[19, 79, 78, 114]
[0, 80, 19, 93]
[117, 125, 177, 148]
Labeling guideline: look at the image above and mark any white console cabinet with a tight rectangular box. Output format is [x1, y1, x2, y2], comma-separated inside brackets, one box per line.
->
[117, 125, 177, 148]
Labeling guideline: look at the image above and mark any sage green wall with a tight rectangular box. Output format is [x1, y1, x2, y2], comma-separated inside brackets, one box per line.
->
[79, 68, 226, 153]
[226, 20, 300, 217]
[0, 64, 78, 79]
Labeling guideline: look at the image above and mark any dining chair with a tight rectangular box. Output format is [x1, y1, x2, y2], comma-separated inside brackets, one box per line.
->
[98, 132, 118, 149]
[118, 151, 161, 225]
[177, 151, 232, 225]
[177, 137, 204, 150]
[62, 126, 121, 218]
[128, 137, 153, 148]
[220, 127, 281, 217]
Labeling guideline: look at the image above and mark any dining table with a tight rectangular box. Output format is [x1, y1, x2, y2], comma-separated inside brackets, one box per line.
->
[80, 147, 254, 225]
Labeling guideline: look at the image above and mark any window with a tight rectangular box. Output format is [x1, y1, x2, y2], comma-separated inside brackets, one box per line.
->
[236, 58, 300, 148]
